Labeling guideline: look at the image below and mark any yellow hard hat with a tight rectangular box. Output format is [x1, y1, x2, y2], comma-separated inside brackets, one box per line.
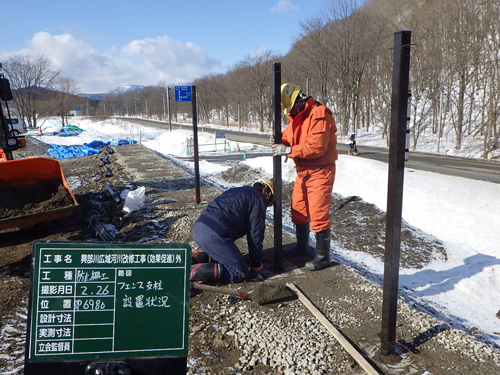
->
[281, 83, 301, 114]
[254, 178, 274, 206]
[254, 178, 274, 195]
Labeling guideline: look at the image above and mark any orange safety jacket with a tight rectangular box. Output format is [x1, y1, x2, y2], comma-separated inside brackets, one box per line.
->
[282, 97, 338, 168]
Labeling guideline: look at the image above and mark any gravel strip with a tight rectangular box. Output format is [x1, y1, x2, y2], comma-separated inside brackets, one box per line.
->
[189, 269, 500, 375]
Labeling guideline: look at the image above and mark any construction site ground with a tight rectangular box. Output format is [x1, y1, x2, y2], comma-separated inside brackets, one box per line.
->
[1, 138, 499, 375]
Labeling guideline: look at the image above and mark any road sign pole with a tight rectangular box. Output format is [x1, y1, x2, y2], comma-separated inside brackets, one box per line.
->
[381, 30, 412, 356]
[174, 85, 199, 203]
[192, 86, 201, 204]
[272, 63, 283, 271]
[167, 87, 172, 131]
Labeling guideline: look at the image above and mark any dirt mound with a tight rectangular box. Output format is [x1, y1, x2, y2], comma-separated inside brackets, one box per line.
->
[0, 179, 74, 219]
[252, 282, 295, 305]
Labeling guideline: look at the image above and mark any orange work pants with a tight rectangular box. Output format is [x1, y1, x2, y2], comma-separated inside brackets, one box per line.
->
[291, 163, 336, 233]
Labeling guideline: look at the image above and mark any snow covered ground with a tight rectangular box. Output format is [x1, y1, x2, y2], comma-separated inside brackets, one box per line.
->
[34, 117, 500, 347]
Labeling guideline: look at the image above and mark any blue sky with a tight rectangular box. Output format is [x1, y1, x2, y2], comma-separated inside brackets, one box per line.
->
[1, 0, 338, 93]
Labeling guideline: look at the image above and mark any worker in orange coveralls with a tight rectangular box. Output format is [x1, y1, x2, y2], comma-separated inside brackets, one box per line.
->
[272, 83, 338, 271]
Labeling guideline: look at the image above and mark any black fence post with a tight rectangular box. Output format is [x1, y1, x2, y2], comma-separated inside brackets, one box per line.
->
[192, 85, 201, 204]
[381, 30, 412, 356]
[272, 63, 283, 271]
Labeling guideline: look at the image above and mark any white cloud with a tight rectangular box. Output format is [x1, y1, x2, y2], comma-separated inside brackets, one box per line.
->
[270, 0, 298, 13]
[121, 36, 219, 86]
[0, 32, 220, 93]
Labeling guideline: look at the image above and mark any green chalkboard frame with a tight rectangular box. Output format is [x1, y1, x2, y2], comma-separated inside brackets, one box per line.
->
[26, 241, 191, 364]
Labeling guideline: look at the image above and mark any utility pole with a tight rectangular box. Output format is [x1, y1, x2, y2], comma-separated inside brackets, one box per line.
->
[238, 102, 241, 130]
[163, 93, 166, 121]
[167, 87, 172, 131]
[437, 92, 443, 153]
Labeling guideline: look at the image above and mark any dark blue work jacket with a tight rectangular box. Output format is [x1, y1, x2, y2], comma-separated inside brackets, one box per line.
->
[197, 186, 268, 266]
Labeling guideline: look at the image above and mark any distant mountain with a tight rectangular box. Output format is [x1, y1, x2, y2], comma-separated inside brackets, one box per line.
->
[79, 93, 103, 101]
[79, 85, 146, 101]
[111, 85, 146, 94]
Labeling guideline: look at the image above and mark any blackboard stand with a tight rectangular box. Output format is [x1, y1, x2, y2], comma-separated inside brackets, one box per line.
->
[24, 357, 187, 375]
[25, 241, 191, 375]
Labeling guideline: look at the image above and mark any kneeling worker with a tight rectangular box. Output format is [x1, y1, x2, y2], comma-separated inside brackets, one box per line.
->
[191, 179, 274, 283]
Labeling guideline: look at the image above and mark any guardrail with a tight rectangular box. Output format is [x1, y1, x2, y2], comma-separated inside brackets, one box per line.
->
[185, 137, 231, 155]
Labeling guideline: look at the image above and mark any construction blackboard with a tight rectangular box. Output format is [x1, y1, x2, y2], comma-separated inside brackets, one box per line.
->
[26, 242, 191, 363]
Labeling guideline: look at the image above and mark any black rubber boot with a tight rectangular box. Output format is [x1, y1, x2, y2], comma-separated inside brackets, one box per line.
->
[190, 263, 223, 282]
[305, 229, 331, 271]
[191, 251, 214, 264]
[284, 223, 311, 256]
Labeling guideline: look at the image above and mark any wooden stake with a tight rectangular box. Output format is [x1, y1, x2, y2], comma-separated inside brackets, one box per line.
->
[286, 283, 379, 375]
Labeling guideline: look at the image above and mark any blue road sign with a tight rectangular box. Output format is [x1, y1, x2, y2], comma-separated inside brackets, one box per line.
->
[215, 130, 226, 139]
[175, 86, 192, 102]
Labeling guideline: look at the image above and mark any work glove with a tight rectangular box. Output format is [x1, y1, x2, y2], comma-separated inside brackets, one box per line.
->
[270, 135, 290, 161]
[269, 135, 275, 147]
[272, 144, 291, 156]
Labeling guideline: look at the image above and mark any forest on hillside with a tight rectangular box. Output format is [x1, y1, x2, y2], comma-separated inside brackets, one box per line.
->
[3, 0, 500, 159]
[190, 0, 500, 159]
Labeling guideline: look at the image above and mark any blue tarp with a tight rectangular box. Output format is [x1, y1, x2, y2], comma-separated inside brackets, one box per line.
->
[109, 139, 137, 146]
[86, 139, 137, 148]
[58, 130, 83, 137]
[48, 144, 101, 159]
[86, 140, 108, 149]
[47, 139, 138, 159]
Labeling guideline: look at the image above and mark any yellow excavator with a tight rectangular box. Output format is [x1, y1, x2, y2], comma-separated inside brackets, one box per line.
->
[0, 66, 77, 231]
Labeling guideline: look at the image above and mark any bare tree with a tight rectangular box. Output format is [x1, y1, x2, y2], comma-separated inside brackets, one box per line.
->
[293, 17, 332, 104]
[376, 57, 395, 145]
[54, 77, 79, 126]
[323, 0, 389, 136]
[440, 0, 486, 150]
[403, 7, 440, 150]
[3, 54, 59, 128]
[234, 50, 278, 132]
[194, 74, 233, 125]
[475, 0, 500, 158]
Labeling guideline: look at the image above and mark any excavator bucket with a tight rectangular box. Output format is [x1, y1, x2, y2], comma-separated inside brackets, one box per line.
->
[0, 157, 78, 230]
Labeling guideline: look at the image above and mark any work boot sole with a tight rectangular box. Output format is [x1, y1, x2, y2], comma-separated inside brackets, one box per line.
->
[305, 261, 331, 271]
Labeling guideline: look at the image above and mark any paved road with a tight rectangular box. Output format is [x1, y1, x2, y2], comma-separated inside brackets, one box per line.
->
[119, 117, 500, 184]
[357, 146, 500, 184]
